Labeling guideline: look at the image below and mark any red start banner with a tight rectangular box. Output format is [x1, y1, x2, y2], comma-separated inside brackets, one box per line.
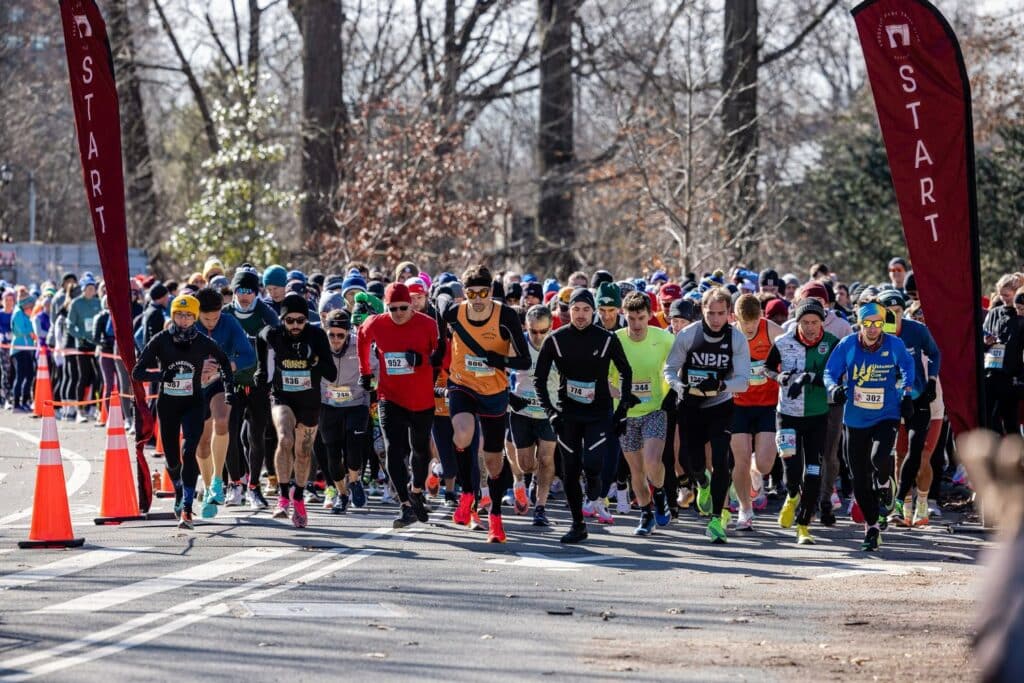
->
[852, 0, 984, 434]
[59, 0, 155, 510]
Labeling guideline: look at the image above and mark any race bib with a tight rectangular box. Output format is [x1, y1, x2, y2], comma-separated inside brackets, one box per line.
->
[776, 428, 797, 459]
[853, 385, 885, 410]
[686, 369, 718, 397]
[518, 388, 545, 417]
[324, 385, 353, 406]
[984, 344, 1005, 370]
[384, 352, 413, 376]
[567, 379, 596, 404]
[164, 372, 193, 397]
[749, 360, 767, 386]
[282, 369, 313, 392]
[465, 355, 495, 377]
[632, 379, 653, 404]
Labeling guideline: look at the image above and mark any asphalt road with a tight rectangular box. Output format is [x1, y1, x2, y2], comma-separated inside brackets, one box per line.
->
[0, 409, 990, 682]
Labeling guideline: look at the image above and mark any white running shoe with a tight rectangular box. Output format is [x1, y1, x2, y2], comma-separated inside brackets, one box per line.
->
[736, 508, 754, 531]
[615, 487, 630, 514]
[830, 490, 842, 510]
[582, 499, 595, 518]
[593, 498, 614, 525]
[224, 484, 243, 507]
[927, 498, 943, 519]
[381, 485, 398, 505]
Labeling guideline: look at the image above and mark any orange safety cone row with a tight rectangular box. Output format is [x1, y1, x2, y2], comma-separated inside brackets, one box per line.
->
[19, 400, 85, 549]
[153, 417, 165, 458]
[94, 391, 176, 525]
[31, 348, 54, 419]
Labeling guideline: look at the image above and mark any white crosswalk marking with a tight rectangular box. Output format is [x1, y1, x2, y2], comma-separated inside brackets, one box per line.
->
[0, 548, 149, 590]
[35, 546, 294, 614]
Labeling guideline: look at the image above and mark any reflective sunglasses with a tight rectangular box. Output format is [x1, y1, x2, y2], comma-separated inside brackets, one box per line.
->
[234, 287, 255, 295]
[465, 288, 490, 300]
[861, 319, 885, 329]
[283, 316, 307, 325]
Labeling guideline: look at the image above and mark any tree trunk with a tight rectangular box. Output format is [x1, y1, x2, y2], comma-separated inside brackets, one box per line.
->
[721, 0, 759, 251]
[292, 0, 346, 238]
[536, 0, 576, 278]
[107, 0, 160, 253]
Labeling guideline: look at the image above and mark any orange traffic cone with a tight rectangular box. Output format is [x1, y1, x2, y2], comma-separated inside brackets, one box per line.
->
[98, 395, 109, 426]
[19, 400, 85, 548]
[153, 417, 165, 458]
[31, 348, 54, 419]
[155, 467, 176, 498]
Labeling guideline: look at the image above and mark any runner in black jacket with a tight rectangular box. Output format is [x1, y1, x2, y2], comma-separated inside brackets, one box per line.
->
[535, 288, 636, 544]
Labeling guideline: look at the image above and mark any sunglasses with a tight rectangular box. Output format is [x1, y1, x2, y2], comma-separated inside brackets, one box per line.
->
[235, 288, 255, 295]
[388, 305, 410, 313]
[861, 319, 885, 328]
[327, 331, 348, 339]
[465, 288, 490, 300]
[283, 316, 307, 325]
[528, 327, 550, 335]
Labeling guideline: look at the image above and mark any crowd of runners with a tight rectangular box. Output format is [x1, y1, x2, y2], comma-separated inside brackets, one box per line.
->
[2, 257, 1019, 551]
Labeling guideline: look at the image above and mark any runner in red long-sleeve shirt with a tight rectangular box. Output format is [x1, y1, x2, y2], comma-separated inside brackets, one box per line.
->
[357, 283, 441, 528]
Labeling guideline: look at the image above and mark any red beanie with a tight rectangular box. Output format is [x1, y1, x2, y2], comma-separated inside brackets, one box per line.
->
[384, 283, 412, 305]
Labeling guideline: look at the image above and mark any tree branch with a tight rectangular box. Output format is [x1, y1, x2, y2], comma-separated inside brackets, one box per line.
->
[759, 0, 841, 66]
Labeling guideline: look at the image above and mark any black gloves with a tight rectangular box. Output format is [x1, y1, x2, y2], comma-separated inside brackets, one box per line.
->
[661, 389, 678, 412]
[922, 378, 937, 404]
[776, 371, 794, 386]
[160, 367, 179, 383]
[485, 351, 506, 370]
[786, 381, 804, 401]
[405, 350, 423, 368]
[786, 372, 814, 400]
[695, 376, 722, 394]
[828, 385, 846, 406]
[359, 374, 374, 391]
[900, 394, 916, 423]
[508, 393, 529, 412]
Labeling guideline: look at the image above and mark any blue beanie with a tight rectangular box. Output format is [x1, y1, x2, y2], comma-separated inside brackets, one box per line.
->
[543, 278, 560, 295]
[522, 273, 538, 283]
[342, 274, 367, 295]
[649, 270, 668, 284]
[632, 278, 647, 293]
[436, 272, 457, 286]
[286, 269, 306, 284]
[263, 265, 288, 288]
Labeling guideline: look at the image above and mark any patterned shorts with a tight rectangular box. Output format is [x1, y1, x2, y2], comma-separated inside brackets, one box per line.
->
[619, 410, 667, 453]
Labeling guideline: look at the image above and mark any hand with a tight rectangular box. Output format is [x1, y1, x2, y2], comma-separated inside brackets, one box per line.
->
[786, 382, 805, 401]
[900, 395, 916, 423]
[508, 393, 529, 412]
[828, 385, 846, 406]
[201, 359, 219, 385]
[776, 371, 794, 386]
[160, 367, 179, 383]
[794, 372, 814, 387]
[359, 374, 374, 391]
[696, 376, 721, 393]
[922, 378, 937, 403]
[485, 351, 506, 370]
[404, 350, 423, 368]
[621, 393, 641, 410]
[224, 393, 238, 406]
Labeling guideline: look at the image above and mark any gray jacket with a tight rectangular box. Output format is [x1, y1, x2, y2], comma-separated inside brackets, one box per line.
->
[663, 321, 751, 408]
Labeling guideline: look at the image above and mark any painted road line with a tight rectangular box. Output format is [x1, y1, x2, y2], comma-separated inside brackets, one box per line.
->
[2, 528, 409, 681]
[486, 552, 631, 572]
[816, 563, 942, 580]
[237, 601, 409, 619]
[35, 546, 294, 614]
[0, 548, 150, 590]
[0, 428, 91, 527]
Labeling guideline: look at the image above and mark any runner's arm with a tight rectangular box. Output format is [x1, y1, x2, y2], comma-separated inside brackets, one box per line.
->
[499, 305, 531, 371]
[662, 327, 690, 395]
[312, 328, 338, 383]
[722, 327, 751, 394]
[608, 334, 634, 406]
[535, 337, 556, 416]
[131, 334, 163, 383]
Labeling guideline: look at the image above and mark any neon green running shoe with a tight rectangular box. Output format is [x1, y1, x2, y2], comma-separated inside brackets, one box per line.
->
[706, 517, 727, 544]
[696, 484, 712, 517]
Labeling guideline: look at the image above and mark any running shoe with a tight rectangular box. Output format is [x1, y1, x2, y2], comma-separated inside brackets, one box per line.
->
[796, 524, 815, 545]
[487, 514, 507, 543]
[209, 476, 225, 505]
[200, 497, 219, 520]
[615, 487, 630, 514]
[653, 490, 671, 527]
[178, 510, 194, 530]
[749, 464, 764, 499]
[468, 509, 483, 530]
[408, 489, 430, 523]
[727, 485, 739, 513]
[332, 494, 349, 514]
[76, 412, 89, 424]
[677, 487, 694, 509]
[513, 485, 530, 516]
[248, 487, 269, 510]
[381, 485, 398, 505]
[550, 478, 564, 495]
[705, 517, 727, 544]
[878, 477, 896, 514]
[173, 499, 183, 521]
[303, 483, 323, 504]
[634, 510, 656, 536]
[927, 498, 943, 519]
[393, 504, 418, 529]
[323, 486, 339, 510]
[426, 471, 441, 497]
[350, 480, 367, 509]
[225, 483, 244, 507]
[479, 489, 492, 514]
[272, 498, 290, 519]
[751, 491, 768, 511]
[860, 526, 881, 551]
[695, 484, 712, 517]
[888, 499, 906, 526]
[778, 493, 800, 529]
[560, 522, 588, 544]
[582, 500, 596, 518]
[502, 490, 514, 507]
[951, 463, 968, 487]
[443, 490, 458, 508]
[532, 505, 551, 527]
[735, 509, 754, 532]
[593, 499, 614, 525]
[453, 492, 475, 526]
[830, 490, 842, 510]
[263, 475, 279, 497]
[292, 499, 308, 528]
[913, 496, 930, 527]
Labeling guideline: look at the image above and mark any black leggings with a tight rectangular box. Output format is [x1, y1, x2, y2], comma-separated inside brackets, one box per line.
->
[157, 395, 207, 508]
[661, 408, 681, 507]
[843, 420, 898, 525]
[378, 400, 433, 504]
[677, 400, 734, 516]
[12, 351, 34, 407]
[76, 351, 98, 403]
[984, 374, 1020, 436]
[556, 415, 612, 524]
[239, 383, 273, 486]
[319, 404, 370, 483]
[778, 413, 827, 526]
[897, 398, 932, 499]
